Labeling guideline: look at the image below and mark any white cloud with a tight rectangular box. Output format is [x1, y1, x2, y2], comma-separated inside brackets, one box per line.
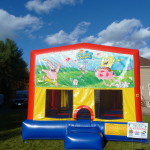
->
[45, 18, 150, 59]
[25, 0, 83, 14]
[82, 19, 143, 47]
[45, 21, 90, 45]
[81, 19, 150, 59]
[0, 9, 42, 40]
[140, 47, 150, 58]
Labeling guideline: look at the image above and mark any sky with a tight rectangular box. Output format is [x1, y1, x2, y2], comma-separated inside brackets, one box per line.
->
[0, 0, 150, 66]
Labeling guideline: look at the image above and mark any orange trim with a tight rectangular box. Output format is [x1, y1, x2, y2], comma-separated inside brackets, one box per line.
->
[133, 51, 142, 121]
[27, 51, 36, 120]
[73, 105, 94, 121]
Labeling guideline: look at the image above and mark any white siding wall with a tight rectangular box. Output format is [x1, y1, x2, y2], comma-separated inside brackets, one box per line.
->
[140, 67, 150, 107]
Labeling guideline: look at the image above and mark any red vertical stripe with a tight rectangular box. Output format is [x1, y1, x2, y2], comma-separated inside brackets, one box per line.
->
[27, 51, 36, 120]
[51, 90, 55, 109]
[134, 51, 142, 122]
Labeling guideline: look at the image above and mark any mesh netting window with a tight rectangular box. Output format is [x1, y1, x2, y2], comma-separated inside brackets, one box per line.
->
[95, 90, 123, 120]
[45, 90, 73, 118]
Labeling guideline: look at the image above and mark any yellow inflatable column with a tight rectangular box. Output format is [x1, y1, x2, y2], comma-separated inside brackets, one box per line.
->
[73, 88, 95, 118]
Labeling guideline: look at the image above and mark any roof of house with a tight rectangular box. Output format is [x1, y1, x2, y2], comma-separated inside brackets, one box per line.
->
[140, 57, 150, 66]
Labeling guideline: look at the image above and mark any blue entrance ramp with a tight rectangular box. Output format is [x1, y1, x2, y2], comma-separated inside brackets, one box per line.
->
[64, 126, 104, 150]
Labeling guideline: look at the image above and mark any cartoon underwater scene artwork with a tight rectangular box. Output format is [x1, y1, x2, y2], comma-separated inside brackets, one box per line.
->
[35, 49, 134, 88]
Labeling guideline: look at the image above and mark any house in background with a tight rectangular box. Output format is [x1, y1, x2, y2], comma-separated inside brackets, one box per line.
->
[140, 57, 150, 107]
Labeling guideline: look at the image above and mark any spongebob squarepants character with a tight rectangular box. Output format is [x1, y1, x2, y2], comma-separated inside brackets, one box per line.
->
[95, 56, 127, 87]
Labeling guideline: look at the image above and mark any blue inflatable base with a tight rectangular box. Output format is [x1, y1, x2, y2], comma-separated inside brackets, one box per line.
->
[65, 126, 103, 150]
[22, 120, 148, 149]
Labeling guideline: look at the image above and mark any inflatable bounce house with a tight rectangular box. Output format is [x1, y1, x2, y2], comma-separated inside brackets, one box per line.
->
[22, 43, 148, 150]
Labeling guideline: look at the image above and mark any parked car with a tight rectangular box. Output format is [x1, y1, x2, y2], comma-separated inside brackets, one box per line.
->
[11, 90, 28, 108]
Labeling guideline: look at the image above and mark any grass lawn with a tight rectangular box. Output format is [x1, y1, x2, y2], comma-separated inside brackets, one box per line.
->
[0, 107, 149, 150]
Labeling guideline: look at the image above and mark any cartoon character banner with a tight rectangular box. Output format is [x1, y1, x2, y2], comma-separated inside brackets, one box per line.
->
[35, 49, 134, 88]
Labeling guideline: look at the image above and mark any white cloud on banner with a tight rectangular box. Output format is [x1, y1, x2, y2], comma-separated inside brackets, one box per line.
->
[45, 21, 91, 45]
[25, 0, 83, 14]
[0, 9, 42, 40]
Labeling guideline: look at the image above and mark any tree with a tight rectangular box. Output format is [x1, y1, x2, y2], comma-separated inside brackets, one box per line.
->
[0, 38, 29, 104]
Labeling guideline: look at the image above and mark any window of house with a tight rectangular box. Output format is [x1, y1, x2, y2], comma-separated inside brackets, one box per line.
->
[94, 90, 123, 120]
[45, 89, 73, 118]
[148, 84, 150, 96]
[140, 86, 144, 100]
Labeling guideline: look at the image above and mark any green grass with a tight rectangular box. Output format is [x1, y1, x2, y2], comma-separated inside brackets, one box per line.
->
[0, 107, 149, 150]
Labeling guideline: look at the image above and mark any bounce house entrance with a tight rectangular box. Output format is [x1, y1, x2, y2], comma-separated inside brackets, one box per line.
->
[76, 108, 91, 120]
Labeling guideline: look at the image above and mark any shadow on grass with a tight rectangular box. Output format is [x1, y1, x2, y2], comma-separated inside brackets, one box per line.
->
[0, 106, 27, 129]
[0, 105, 27, 140]
[0, 128, 21, 141]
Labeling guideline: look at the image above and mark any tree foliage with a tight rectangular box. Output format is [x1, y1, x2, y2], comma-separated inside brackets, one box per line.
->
[0, 38, 29, 103]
